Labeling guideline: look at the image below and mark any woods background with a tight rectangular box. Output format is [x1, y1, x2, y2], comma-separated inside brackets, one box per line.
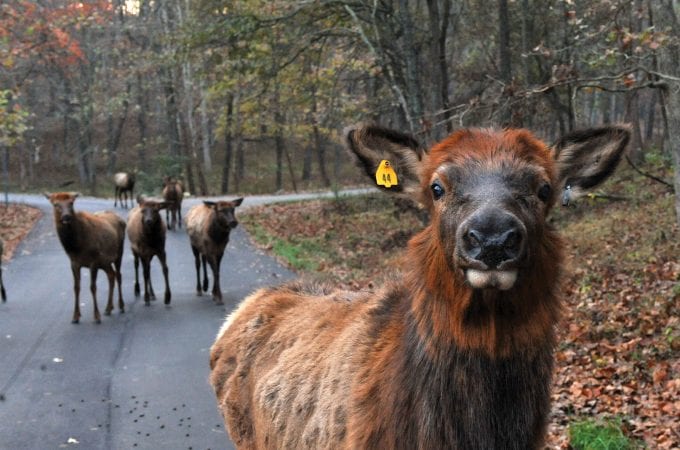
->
[1, 0, 679, 221]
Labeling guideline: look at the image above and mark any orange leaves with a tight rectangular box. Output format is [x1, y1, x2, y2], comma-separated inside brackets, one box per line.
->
[0, 0, 111, 70]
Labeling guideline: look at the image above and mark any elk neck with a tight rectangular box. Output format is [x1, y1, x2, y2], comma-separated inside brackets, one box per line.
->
[403, 222, 564, 359]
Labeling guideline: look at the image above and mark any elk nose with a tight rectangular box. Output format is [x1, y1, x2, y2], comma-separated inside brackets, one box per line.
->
[461, 211, 525, 269]
[229, 220, 238, 229]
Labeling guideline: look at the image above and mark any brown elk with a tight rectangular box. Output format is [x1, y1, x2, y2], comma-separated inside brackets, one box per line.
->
[126, 196, 171, 305]
[162, 176, 184, 230]
[209, 124, 630, 449]
[45, 192, 126, 324]
[113, 172, 136, 208]
[185, 198, 243, 305]
[1, 239, 6, 302]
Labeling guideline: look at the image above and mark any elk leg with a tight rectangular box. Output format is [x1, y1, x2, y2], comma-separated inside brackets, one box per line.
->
[159, 251, 171, 304]
[115, 255, 124, 314]
[1, 270, 5, 302]
[114, 187, 119, 207]
[90, 267, 101, 324]
[71, 264, 81, 324]
[104, 266, 115, 316]
[210, 254, 223, 305]
[143, 257, 152, 305]
[133, 253, 141, 297]
[192, 246, 202, 295]
[201, 255, 209, 292]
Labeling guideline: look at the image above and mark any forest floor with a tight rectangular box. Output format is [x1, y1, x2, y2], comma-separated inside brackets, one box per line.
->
[0, 203, 43, 262]
[241, 166, 679, 449]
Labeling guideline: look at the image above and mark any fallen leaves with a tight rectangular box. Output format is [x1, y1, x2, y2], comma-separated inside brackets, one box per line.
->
[0, 203, 42, 261]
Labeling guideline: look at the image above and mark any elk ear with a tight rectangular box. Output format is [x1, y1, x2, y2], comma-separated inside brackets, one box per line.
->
[345, 124, 426, 198]
[43, 192, 52, 201]
[551, 125, 630, 205]
[203, 201, 217, 208]
[232, 198, 244, 207]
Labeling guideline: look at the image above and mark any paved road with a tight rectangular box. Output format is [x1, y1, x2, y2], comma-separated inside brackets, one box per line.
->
[0, 190, 368, 450]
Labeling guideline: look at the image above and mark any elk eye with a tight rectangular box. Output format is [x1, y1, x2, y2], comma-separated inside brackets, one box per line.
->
[431, 181, 445, 200]
[537, 183, 552, 202]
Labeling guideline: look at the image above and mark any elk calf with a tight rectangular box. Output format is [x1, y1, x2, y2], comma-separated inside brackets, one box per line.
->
[126, 197, 171, 305]
[210, 125, 630, 449]
[114, 172, 135, 208]
[46, 192, 126, 323]
[1, 239, 6, 302]
[185, 198, 243, 305]
[162, 176, 184, 230]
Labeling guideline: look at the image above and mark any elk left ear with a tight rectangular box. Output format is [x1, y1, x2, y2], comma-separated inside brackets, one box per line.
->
[551, 125, 630, 205]
[232, 198, 244, 207]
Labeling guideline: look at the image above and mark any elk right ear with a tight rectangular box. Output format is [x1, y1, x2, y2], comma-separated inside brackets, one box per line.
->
[345, 125, 426, 197]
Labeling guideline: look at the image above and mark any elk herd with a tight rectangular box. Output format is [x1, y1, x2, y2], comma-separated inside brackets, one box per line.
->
[5, 122, 631, 449]
[40, 175, 243, 324]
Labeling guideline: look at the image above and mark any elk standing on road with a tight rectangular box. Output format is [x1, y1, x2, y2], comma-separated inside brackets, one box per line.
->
[46, 192, 126, 324]
[113, 172, 135, 209]
[126, 196, 171, 305]
[185, 198, 243, 305]
[162, 176, 184, 230]
[209, 124, 630, 449]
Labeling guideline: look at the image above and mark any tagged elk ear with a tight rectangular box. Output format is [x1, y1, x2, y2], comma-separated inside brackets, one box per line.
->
[345, 124, 426, 198]
[551, 125, 630, 205]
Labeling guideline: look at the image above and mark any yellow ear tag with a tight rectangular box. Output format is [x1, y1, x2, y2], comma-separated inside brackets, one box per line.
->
[375, 160, 398, 188]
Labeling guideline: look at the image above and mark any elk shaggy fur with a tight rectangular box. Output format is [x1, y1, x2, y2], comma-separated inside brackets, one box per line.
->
[46, 192, 126, 323]
[126, 197, 171, 305]
[210, 125, 630, 449]
[113, 172, 135, 208]
[185, 198, 243, 305]
[162, 176, 184, 230]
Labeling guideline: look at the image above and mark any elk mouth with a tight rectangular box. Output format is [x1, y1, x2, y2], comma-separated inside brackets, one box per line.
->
[464, 268, 518, 291]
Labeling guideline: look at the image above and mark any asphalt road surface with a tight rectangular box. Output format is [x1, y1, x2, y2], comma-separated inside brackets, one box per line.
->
[0, 190, 365, 450]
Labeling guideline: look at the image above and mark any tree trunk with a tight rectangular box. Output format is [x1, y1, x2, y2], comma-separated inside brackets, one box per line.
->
[498, 0, 512, 125]
[136, 73, 148, 170]
[426, 0, 454, 137]
[398, 0, 424, 134]
[221, 95, 233, 194]
[656, 0, 680, 224]
[199, 79, 212, 172]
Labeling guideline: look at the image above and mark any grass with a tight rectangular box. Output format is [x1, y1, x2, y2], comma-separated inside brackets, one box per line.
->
[569, 418, 640, 450]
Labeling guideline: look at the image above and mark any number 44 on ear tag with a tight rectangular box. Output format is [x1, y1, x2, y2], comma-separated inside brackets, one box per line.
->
[375, 160, 398, 188]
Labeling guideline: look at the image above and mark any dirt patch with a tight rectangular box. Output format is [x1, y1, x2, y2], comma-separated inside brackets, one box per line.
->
[0, 203, 43, 261]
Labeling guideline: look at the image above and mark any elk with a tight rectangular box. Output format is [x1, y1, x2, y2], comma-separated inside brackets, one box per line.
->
[45, 192, 126, 323]
[162, 176, 184, 230]
[209, 124, 630, 449]
[1, 239, 6, 302]
[185, 198, 243, 305]
[126, 196, 171, 305]
[113, 172, 136, 208]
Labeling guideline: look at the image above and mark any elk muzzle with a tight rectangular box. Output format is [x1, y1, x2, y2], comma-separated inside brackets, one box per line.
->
[458, 208, 526, 290]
